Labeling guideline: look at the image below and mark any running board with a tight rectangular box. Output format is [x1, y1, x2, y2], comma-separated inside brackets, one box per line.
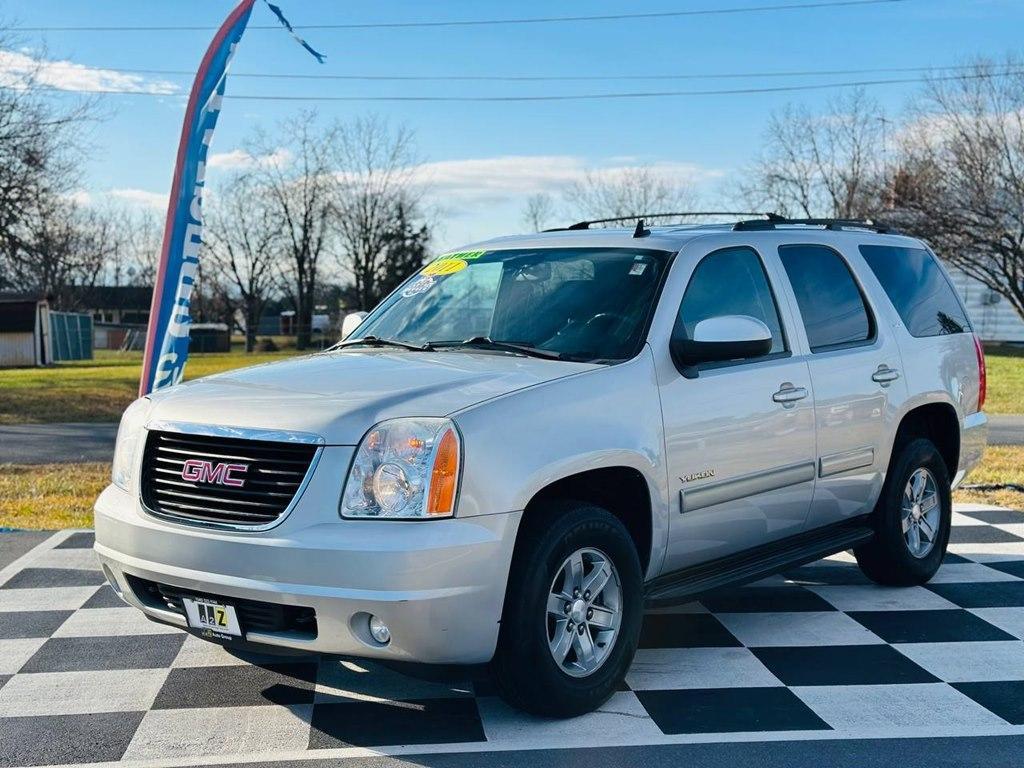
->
[644, 521, 875, 608]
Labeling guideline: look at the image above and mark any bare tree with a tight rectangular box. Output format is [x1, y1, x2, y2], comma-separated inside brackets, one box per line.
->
[563, 165, 696, 222]
[741, 89, 888, 219]
[890, 61, 1024, 321]
[204, 174, 281, 352]
[332, 115, 426, 310]
[94, 205, 163, 287]
[0, 32, 94, 291]
[245, 112, 336, 350]
[521, 192, 556, 231]
[11, 193, 113, 304]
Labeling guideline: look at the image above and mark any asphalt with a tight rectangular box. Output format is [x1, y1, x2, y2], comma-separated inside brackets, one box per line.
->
[1, 414, 1023, 466]
[990, 414, 1024, 446]
[0, 422, 119, 464]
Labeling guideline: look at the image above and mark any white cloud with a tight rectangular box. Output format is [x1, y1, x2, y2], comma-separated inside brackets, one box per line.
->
[406, 155, 724, 208]
[207, 147, 293, 170]
[0, 49, 178, 94]
[66, 189, 93, 206]
[108, 188, 168, 210]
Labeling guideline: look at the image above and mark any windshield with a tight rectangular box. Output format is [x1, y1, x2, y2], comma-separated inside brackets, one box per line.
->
[353, 247, 670, 362]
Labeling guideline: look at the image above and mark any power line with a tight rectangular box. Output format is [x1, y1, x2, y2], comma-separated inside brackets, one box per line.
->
[109, 63, 989, 83]
[12, 68, 1022, 102]
[7, 0, 914, 32]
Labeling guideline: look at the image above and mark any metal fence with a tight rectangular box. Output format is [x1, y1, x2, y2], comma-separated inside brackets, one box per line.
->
[49, 311, 93, 362]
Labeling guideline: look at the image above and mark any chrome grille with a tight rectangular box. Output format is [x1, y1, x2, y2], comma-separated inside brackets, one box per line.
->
[140, 427, 320, 528]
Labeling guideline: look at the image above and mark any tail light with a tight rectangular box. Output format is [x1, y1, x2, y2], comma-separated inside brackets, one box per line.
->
[972, 333, 986, 412]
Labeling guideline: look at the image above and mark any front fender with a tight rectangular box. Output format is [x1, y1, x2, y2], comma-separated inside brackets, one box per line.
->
[451, 348, 670, 577]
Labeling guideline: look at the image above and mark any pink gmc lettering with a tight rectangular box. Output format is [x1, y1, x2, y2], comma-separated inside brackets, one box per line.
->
[180, 459, 248, 487]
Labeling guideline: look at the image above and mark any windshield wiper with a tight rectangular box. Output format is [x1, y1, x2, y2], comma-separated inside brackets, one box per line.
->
[430, 336, 563, 360]
[336, 335, 433, 352]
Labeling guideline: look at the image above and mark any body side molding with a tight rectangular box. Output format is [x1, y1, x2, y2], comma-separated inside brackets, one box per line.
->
[819, 446, 875, 478]
[679, 460, 815, 514]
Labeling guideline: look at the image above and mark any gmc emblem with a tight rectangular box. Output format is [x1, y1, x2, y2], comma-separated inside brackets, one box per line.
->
[180, 459, 248, 487]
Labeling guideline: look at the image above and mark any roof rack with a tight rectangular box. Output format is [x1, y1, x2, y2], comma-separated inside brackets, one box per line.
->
[542, 212, 897, 238]
[733, 215, 894, 234]
[547, 212, 772, 233]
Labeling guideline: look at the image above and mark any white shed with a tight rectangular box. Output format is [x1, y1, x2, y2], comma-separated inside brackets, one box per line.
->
[0, 293, 50, 367]
[946, 268, 1024, 343]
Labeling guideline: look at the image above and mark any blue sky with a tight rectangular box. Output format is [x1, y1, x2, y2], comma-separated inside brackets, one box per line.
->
[3, 0, 1022, 250]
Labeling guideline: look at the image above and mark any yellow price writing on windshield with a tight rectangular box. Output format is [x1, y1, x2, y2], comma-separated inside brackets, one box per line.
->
[422, 258, 468, 276]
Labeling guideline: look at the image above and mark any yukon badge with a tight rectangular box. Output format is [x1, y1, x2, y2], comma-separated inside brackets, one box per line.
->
[180, 459, 249, 488]
[680, 469, 716, 483]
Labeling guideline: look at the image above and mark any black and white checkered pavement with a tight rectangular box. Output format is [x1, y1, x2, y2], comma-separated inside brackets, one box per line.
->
[2, 504, 1024, 768]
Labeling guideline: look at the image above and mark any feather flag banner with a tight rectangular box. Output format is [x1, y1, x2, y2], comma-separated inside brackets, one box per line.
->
[264, 1, 327, 63]
[139, 0, 322, 396]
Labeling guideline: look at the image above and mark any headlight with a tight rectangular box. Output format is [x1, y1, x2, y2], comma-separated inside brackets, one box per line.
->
[341, 418, 461, 519]
[111, 397, 151, 492]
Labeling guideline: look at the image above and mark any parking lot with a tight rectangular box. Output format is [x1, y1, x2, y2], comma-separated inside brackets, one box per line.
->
[3, 505, 1023, 768]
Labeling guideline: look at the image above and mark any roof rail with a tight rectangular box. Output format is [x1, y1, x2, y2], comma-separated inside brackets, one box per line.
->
[546, 212, 772, 232]
[732, 215, 894, 234]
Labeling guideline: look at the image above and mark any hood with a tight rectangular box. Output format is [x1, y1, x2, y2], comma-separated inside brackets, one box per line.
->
[147, 349, 598, 444]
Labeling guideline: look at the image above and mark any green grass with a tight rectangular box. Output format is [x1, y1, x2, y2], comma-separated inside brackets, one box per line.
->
[0, 462, 110, 529]
[0, 347, 306, 424]
[985, 344, 1024, 415]
[955, 445, 1024, 511]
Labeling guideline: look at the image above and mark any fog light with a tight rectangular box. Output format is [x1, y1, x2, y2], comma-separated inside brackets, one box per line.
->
[369, 615, 391, 644]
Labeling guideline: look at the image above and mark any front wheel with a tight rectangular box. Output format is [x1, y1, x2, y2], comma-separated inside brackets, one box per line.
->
[855, 437, 952, 586]
[492, 501, 642, 717]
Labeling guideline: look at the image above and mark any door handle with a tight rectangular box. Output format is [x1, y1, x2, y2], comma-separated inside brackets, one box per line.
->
[773, 383, 808, 407]
[872, 365, 900, 386]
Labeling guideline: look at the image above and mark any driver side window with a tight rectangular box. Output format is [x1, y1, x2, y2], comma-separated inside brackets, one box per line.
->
[675, 247, 787, 359]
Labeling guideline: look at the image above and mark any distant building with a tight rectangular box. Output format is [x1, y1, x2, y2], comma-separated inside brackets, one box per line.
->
[0, 293, 50, 367]
[62, 286, 152, 351]
[947, 268, 1024, 343]
[0, 293, 93, 366]
[279, 309, 330, 336]
[66, 286, 152, 326]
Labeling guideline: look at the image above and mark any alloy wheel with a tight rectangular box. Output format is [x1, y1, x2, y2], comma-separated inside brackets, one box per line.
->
[546, 547, 623, 678]
[902, 467, 940, 559]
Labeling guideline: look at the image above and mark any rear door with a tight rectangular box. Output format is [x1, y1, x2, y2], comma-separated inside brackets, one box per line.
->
[658, 244, 817, 572]
[775, 242, 908, 529]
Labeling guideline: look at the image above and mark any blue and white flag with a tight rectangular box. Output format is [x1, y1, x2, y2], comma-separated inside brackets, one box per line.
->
[140, 0, 322, 396]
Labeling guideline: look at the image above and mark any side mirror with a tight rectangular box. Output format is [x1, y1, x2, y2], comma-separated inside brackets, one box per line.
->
[671, 315, 773, 369]
[341, 311, 368, 340]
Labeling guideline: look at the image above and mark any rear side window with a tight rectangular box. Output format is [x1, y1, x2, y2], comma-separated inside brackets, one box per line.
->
[779, 244, 874, 352]
[859, 244, 971, 337]
[677, 246, 787, 357]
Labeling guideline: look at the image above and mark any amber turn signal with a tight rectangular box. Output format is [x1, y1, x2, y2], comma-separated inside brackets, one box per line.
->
[427, 428, 459, 516]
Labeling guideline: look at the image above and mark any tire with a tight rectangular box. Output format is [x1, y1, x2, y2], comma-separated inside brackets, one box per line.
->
[854, 437, 952, 586]
[492, 500, 643, 718]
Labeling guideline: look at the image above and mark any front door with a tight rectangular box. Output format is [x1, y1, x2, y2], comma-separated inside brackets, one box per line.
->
[659, 245, 817, 573]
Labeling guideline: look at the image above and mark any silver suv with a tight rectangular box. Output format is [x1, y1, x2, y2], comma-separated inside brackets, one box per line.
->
[95, 216, 988, 717]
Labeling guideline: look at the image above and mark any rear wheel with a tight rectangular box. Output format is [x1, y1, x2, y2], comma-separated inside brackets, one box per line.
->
[492, 501, 642, 717]
[855, 438, 952, 586]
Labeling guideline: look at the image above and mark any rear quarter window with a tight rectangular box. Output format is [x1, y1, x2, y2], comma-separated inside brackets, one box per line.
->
[858, 245, 971, 337]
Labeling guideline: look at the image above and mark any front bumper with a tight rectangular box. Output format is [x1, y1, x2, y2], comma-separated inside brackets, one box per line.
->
[94, 465, 522, 665]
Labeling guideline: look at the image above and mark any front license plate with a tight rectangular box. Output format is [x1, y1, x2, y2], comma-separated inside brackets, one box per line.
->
[182, 597, 242, 638]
